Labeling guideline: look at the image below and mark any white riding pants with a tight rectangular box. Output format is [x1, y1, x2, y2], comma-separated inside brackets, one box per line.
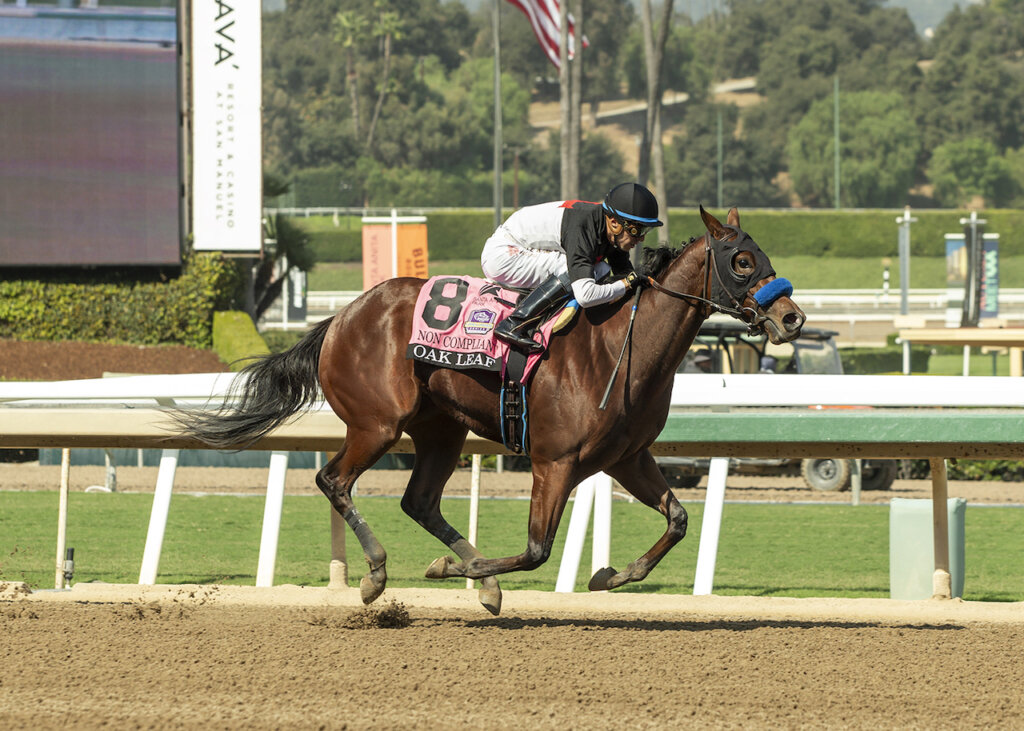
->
[481, 229, 610, 290]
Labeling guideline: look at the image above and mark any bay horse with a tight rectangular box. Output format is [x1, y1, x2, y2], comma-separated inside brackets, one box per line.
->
[174, 206, 805, 614]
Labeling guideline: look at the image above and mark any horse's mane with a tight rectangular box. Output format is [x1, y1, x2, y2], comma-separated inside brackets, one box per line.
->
[638, 243, 686, 279]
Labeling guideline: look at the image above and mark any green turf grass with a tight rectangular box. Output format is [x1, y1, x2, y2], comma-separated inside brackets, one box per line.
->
[3, 492, 1021, 601]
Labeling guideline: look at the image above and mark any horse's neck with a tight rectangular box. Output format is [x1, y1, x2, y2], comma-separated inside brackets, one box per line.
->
[634, 244, 710, 377]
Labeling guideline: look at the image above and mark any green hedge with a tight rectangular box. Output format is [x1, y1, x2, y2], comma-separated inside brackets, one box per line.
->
[839, 346, 931, 374]
[298, 207, 1024, 263]
[0, 254, 244, 348]
[903, 458, 1024, 482]
[667, 208, 1024, 258]
[212, 311, 269, 370]
[308, 229, 362, 262]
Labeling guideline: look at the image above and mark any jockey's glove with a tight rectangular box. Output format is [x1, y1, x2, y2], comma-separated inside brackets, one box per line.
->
[624, 271, 650, 290]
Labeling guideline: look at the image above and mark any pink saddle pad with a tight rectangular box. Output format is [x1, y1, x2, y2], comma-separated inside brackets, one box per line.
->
[406, 275, 554, 383]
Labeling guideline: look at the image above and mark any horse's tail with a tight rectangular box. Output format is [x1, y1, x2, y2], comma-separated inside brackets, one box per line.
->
[171, 316, 334, 449]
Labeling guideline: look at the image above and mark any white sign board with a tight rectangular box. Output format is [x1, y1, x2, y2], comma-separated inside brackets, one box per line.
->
[191, 1, 262, 253]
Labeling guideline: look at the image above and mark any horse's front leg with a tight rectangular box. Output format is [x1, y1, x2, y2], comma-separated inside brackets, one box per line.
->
[429, 461, 576, 581]
[590, 448, 689, 591]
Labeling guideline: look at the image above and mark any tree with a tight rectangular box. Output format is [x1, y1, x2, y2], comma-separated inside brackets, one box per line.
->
[332, 10, 369, 139]
[664, 103, 788, 207]
[521, 130, 629, 205]
[928, 138, 1019, 208]
[786, 90, 920, 207]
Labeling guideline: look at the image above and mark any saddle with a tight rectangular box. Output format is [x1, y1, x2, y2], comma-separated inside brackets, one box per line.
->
[406, 275, 577, 454]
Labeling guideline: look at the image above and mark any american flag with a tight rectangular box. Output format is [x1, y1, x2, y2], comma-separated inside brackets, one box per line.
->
[505, 0, 585, 69]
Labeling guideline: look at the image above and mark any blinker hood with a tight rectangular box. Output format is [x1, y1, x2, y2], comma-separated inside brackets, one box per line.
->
[708, 225, 777, 308]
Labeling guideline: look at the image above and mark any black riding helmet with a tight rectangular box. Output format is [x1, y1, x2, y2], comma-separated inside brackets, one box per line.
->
[602, 182, 664, 228]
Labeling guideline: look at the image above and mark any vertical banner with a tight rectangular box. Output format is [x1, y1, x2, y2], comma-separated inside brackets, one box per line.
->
[192, 1, 262, 253]
[944, 233, 966, 327]
[979, 234, 1000, 320]
[361, 211, 429, 290]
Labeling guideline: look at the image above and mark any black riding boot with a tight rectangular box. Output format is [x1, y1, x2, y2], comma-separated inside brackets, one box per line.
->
[495, 274, 572, 353]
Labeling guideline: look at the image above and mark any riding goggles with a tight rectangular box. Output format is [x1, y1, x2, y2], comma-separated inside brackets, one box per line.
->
[617, 218, 652, 239]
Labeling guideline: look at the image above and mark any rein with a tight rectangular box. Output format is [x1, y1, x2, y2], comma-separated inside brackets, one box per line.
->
[644, 235, 768, 334]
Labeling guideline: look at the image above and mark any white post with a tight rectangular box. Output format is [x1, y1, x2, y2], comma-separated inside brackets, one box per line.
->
[555, 476, 596, 592]
[850, 458, 862, 506]
[591, 473, 612, 578]
[929, 458, 952, 599]
[55, 448, 71, 589]
[467, 454, 482, 589]
[256, 451, 289, 587]
[963, 345, 971, 376]
[328, 508, 348, 589]
[104, 448, 117, 492]
[139, 449, 180, 584]
[693, 457, 730, 595]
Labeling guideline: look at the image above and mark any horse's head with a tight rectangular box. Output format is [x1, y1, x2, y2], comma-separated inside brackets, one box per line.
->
[696, 206, 804, 344]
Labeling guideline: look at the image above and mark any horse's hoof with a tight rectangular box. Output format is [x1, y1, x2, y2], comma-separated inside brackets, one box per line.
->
[425, 555, 462, 579]
[478, 577, 502, 616]
[588, 566, 619, 592]
[360, 568, 386, 604]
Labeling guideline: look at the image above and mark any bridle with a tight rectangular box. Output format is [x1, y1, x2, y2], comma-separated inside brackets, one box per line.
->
[643, 232, 772, 335]
[600, 226, 791, 410]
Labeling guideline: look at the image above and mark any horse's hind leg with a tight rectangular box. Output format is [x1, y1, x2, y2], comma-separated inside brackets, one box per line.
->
[400, 420, 503, 615]
[316, 431, 397, 604]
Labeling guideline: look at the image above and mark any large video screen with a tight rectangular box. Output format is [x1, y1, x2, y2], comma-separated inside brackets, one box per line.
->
[0, 16, 180, 267]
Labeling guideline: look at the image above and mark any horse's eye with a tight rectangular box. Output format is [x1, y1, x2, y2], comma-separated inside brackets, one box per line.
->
[733, 253, 754, 272]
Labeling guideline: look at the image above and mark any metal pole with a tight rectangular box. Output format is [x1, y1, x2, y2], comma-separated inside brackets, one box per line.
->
[716, 109, 723, 208]
[493, 0, 502, 229]
[897, 207, 916, 374]
[833, 74, 840, 210]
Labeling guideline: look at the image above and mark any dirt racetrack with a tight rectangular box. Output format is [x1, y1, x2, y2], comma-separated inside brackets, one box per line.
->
[3, 582, 1023, 730]
[3, 465, 1024, 730]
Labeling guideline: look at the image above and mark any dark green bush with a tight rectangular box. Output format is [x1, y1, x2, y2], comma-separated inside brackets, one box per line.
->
[903, 458, 1024, 481]
[0, 254, 244, 348]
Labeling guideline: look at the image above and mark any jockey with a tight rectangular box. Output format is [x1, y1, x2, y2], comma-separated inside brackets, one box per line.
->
[482, 182, 663, 353]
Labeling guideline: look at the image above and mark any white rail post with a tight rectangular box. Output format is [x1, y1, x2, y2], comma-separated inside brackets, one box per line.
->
[555, 476, 597, 592]
[138, 449, 180, 584]
[693, 457, 730, 595]
[55, 448, 71, 589]
[256, 451, 289, 587]
[466, 454, 482, 589]
[929, 458, 952, 599]
[591, 473, 612, 578]
[328, 508, 348, 589]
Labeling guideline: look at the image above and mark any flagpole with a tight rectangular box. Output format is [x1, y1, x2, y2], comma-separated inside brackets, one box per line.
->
[493, 1, 503, 229]
[559, 0, 569, 198]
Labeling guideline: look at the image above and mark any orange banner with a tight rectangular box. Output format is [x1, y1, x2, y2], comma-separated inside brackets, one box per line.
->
[361, 218, 429, 290]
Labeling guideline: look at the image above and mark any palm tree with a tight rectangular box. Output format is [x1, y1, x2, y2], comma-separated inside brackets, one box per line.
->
[332, 10, 368, 139]
[366, 6, 404, 152]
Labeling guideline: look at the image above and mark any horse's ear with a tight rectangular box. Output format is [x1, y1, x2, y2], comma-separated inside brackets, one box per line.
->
[699, 205, 728, 239]
[727, 207, 741, 228]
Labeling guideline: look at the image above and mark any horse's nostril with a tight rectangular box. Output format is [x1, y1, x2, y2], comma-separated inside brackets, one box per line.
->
[783, 312, 805, 332]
